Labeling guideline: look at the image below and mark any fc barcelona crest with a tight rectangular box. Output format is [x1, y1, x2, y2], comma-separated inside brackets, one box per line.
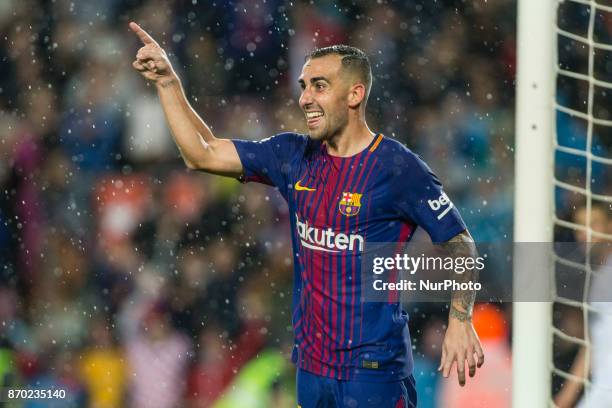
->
[339, 192, 362, 216]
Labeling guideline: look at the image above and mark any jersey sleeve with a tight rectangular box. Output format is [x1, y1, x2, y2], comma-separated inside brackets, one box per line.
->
[391, 148, 466, 243]
[232, 132, 307, 197]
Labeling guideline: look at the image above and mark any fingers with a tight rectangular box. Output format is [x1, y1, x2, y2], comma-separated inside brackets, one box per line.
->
[467, 347, 476, 378]
[438, 347, 446, 372]
[474, 340, 485, 368]
[438, 346, 482, 387]
[456, 357, 466, 387]
[132, 60, 146, 72]
[142, 70, 159, 81]
[130, 26, 171, 78]
[129, 22, 158, 46]
[132, 60, 160, 80]
[441, 351, 453, 379]
[136, 47, 159, 63]
[438, 326, 485, 387]
[133, 59, 157, 73]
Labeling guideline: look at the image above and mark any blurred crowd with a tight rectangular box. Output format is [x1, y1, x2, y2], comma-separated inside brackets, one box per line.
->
[0, 0, 520, 407]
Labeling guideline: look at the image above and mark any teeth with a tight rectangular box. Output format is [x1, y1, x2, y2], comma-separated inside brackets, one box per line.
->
[306, 112, 323, 119]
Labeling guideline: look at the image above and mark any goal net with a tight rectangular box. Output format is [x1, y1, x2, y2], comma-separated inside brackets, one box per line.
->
[515, 0, 612, 406]
[552, 0, 612, 406]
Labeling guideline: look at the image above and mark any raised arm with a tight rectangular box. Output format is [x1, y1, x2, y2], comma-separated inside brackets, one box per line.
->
[129, 22, 242, 177]
[437, 230, 485, 386]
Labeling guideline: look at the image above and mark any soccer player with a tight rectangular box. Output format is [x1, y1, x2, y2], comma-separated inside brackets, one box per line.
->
[129, 22, 484, 407]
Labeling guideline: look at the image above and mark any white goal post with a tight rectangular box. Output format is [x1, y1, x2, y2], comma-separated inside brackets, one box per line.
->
[513, 0, 556, 407]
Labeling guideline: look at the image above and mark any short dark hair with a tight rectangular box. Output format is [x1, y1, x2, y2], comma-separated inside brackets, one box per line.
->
[307, 45, 372, 101]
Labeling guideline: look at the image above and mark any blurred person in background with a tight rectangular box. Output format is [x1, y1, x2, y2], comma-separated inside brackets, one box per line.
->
[24, 347, 88, 408]
[186, 322, 233, 408]
[28, 230, 92, 351]
[124, 299, 192, 408]
[211, 347, 296, 408]
[79, 317, 127, 408]
[555, 203, 612, 408]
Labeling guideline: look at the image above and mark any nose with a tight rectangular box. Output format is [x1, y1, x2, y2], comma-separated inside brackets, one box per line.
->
[299, 87, 313, 108]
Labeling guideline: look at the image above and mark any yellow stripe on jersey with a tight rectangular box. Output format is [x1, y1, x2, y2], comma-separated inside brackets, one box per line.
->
[369, 134, 383, 152]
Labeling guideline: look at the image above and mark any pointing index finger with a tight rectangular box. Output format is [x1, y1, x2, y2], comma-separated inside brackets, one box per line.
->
[129, 22, 157, 46]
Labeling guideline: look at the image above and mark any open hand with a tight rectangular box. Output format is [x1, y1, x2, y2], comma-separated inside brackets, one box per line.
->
[438, 318, 485, 386]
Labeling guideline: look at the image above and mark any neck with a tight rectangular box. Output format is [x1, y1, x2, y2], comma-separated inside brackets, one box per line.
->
[325, 115, 375, 157]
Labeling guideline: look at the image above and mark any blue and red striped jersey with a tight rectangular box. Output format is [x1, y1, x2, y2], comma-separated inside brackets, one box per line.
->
[233, 133, 466, 381]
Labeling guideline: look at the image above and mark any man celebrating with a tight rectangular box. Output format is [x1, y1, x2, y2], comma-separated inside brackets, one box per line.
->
[129, 22, 484, 407]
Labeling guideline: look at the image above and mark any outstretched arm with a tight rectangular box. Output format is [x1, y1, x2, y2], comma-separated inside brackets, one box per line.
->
[129, 22, 242, 177]
[437, 230, 485, 386]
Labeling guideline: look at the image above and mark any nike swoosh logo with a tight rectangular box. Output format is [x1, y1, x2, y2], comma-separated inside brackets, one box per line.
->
[295, 180, 316, 191]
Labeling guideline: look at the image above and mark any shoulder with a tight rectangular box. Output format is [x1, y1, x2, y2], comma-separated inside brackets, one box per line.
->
[375, 136, 431, 178]
[263, 132, 309, 147]
[262, 132, 312, 157]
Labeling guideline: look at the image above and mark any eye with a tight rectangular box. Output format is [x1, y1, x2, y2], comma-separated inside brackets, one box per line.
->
[315, 82, 326, 90]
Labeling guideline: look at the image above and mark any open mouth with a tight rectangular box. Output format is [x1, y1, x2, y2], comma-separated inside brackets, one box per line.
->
[305, 111, 324, 128]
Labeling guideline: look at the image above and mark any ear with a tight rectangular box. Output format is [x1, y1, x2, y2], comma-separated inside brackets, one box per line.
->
[347, 83, 366, 109]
